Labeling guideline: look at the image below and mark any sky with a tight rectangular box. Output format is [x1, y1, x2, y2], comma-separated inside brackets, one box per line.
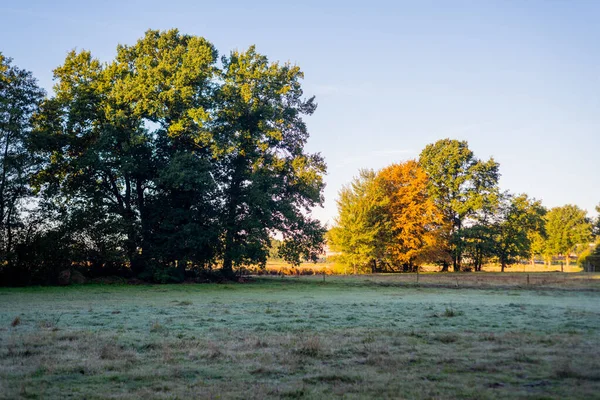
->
[1, 0, 599, 225]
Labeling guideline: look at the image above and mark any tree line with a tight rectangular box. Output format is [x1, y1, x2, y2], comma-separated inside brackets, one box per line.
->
[0, 29, 327, 285]
[328, 139, 598, 273]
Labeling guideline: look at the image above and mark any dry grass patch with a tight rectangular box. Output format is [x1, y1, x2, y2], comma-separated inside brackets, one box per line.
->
[292, 335, 323, 357]
[172, 300, 193, 306]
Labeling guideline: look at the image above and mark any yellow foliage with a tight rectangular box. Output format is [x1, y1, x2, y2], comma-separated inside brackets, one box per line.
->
[375, 160, 446, 267]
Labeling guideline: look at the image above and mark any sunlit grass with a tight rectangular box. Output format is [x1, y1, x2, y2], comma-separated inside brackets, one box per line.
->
[260, 260, 583, 275]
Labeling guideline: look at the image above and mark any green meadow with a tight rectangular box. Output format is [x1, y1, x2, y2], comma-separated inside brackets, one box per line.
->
[1, 275, 600, 399]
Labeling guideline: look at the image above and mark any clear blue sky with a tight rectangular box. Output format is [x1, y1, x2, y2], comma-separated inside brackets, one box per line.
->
[2, 0, 599, 225]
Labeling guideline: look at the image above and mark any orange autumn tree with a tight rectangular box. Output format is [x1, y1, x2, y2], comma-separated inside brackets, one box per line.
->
[375, 160, 446, 271]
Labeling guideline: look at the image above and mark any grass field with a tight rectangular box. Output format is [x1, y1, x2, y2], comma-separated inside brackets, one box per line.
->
[1, 274, 600, 399]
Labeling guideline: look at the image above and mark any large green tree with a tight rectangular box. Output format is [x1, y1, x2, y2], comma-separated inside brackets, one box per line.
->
[529, 230, 552, 265]
[493, 193, 546, 272]
[328, 169, 386, 273]
[0, 54, 44, 263]
[461, 186, 501, 271]
[418, 139, 500, 271]
[31, 31, 220, 279]
[214, 47, 326, 274]
[31, 49, 144, 273]
[30, 30, 326, 280]
[109, 29, 220, 277]
[461, 223, 495, 272]
[545, 205, 592, 267]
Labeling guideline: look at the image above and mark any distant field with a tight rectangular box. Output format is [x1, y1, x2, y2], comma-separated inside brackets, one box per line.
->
[306, 271, 600, 291]
[261, 261, 583, 275]
[1, 275, 600, 399]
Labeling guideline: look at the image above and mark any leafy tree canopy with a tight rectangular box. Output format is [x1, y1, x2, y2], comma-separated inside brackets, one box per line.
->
[374, 160, 446, 270]
[27, 29, 326, 281]
[418, 138, 500, 271]
[0, 54, 44, 260]
[493, 193, 546, 271]
[328, 169, 384, 273]
[545, 204, 592, 266]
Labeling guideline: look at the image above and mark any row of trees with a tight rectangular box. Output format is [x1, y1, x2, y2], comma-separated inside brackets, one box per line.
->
[0, 29, 327, 285]
[329, 139, 596, 272]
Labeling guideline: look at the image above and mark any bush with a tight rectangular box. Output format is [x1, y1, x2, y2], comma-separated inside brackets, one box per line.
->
[579, 243, 600, 272]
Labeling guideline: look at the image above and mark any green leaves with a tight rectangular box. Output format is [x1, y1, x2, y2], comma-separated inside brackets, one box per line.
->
[215, 46, 325, 272]
[329, 162, 446, 273]
[419, 138, 500, 270]
[493, 193, 546, 270]
[546, 205, 592, 263]
[0, 55, 44, 260]
[332, 140, 593, 273]
[112, 29, 217, 123]
[328, 169, 383, 273]
[26, 30, 326, 279]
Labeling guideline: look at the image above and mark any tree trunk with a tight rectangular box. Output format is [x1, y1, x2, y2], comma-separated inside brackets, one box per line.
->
[441, 261, 449, 272]
[453, 221, 463, 272]
[221, 199, 240, 277]
[126, 231, 142, 275]
[0, 128, 11, 255]
[222, 157, 244, 278]
[453, 241, 464, 272]
[222, 229, 235, 277]
[123, 206, 143, 275]
[6, 201, 13, 258]
[136, 178, 150, 265]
